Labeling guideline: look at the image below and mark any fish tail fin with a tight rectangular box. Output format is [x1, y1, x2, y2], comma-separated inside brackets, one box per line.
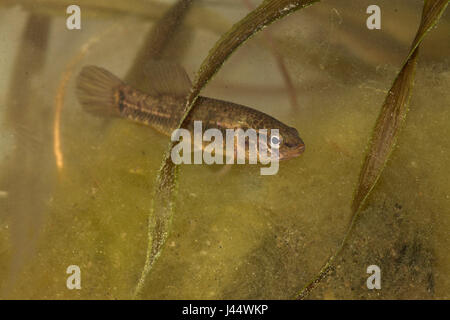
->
[76, 66, 124, 117]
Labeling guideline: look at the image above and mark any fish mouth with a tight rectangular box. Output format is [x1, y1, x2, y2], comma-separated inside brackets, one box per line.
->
[279, 143, 305, 160]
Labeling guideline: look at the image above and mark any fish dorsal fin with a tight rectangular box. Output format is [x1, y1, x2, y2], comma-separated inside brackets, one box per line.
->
[143, 60, 192, 97]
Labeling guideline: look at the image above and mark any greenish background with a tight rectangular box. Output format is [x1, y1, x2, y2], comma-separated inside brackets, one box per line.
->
[0, 0, 449, 299]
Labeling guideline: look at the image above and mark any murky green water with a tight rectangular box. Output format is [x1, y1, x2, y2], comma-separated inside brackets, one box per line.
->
[0, 0, 449, 299]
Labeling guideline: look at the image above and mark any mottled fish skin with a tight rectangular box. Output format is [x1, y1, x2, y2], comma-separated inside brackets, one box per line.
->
[76, 64, 305, 160]
[114, 84, 182, 136]
[114, 84, 305, 159]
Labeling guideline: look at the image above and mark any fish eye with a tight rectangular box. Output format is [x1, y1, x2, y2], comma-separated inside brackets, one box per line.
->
[271, 135, 282, 146]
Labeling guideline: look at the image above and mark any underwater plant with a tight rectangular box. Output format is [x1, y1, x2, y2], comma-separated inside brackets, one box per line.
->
[0, 0, 449, 299]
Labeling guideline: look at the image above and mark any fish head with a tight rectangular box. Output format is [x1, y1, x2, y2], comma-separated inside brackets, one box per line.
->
[273, 126, 305, 161]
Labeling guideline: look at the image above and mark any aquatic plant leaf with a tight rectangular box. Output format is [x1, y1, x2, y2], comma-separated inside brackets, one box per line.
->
[127, 0, 194, 298]
[2, 0, 171, 19]
[134, 0, 320, 297]
[354, 0, 449, 235]
[4, 0, 231, 37]
[46, 0, 192, 297]
[297, 0, 449, 299]
[242, 0, 299, 111]
[125, 0, 194, 91]
[183, 0, 319, 112]
[0, 14, 54, 295]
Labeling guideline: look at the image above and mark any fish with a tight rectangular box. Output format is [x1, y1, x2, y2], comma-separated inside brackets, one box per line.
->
[76, 60, 305, 161]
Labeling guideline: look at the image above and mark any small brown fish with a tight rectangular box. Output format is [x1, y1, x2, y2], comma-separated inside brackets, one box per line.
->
[76, 61, 305, 160]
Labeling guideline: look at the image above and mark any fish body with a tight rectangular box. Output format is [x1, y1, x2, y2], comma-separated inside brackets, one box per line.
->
[76, 62, 305, 160]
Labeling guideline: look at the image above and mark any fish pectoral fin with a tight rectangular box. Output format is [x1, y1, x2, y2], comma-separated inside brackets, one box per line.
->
[143, 60, 192, 98]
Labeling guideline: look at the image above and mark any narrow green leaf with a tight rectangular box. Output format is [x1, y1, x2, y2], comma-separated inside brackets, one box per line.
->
[134, 0, 320, 298]
[297, 0, 449, 299]
[353, 0, 449, 214]
[1, 14, 53, 292]
[4, 0, 232, 37]
[125, 0, 194, 91]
